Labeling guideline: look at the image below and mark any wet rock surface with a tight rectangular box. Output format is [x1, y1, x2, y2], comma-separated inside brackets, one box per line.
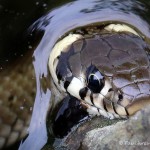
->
[55, 117, 119, 150]
[44, 105, 150, 150]
[82, 105, 150, 150]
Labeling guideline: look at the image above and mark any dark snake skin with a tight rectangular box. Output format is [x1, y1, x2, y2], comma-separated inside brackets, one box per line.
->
[0, 54, 36, 149]
[56, 32, 150, 117]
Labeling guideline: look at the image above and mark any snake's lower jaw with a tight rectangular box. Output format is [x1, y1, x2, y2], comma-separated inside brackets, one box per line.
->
[92, 94, 150, 118]
[126, 95, 150, 116]
[54, 70, 131, 118]
[67, 79, 129, 118]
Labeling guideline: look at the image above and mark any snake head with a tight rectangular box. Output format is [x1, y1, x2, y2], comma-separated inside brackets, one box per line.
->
[49, 29, 150, 119]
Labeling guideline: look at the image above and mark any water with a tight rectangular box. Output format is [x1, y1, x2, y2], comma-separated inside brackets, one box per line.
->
[23, 0, 150, 149]
[1, 0, 150, 150]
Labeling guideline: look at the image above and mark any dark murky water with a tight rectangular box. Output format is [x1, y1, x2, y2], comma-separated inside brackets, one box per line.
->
[0, 0, 150, 150]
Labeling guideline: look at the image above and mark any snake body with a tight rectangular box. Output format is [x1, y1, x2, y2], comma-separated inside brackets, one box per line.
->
[0, 54, 36, 149]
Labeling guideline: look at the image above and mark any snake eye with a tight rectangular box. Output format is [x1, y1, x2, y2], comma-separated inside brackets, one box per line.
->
[87, 68, 105, 93]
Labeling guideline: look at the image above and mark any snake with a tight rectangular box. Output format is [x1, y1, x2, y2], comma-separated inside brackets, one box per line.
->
[0, 53, 36, 149]
[0, 23, 150, 149]
[49, 23, 150, 121]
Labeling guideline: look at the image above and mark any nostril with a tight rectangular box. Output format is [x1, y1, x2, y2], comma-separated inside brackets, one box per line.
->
[108, 88, 113, 92]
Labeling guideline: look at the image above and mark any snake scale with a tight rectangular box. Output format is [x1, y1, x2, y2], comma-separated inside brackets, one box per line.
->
[0, 23, 150, 149]
[0, 53, 36, 149]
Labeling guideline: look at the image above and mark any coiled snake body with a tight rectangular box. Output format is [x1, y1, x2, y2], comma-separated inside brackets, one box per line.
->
[0, 24, 150, 149]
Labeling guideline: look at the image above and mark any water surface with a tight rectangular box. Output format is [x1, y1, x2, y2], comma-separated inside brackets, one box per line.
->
[1, 0, 150, 150]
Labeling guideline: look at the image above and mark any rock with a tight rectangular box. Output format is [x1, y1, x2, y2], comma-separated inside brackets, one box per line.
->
[43, 105, 150, 150]
[81, 105, 150, 150]
[51, 116, 122, 150]
[43, 116, 120, 150]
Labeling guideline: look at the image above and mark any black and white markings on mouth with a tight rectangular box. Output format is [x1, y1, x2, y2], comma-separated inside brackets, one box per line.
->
[48, 23, 140, 118]
[79, 87, 88, 100]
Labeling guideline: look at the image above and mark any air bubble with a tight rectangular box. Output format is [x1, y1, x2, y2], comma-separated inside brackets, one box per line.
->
[28, 45, 32, 49]
[36, 2, 39, 5]
[43, 3, 47, 7]
[20, 106, 24, 110]
[131, 74, 136, 80]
